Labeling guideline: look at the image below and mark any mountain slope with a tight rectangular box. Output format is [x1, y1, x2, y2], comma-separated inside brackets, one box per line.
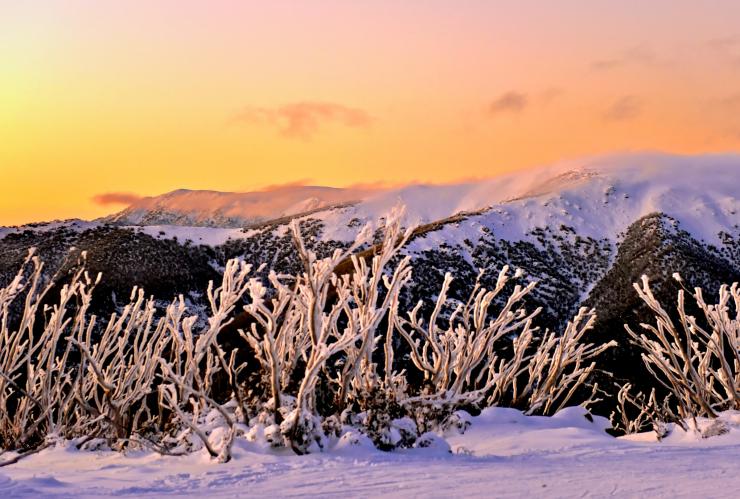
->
[582, 213, 740, 400]
[100, 186, 373, 228]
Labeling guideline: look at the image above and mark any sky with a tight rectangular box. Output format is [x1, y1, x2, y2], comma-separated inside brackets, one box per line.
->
[2, 0, 740, 225]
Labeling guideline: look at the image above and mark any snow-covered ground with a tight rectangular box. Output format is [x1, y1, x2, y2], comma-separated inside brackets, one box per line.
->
[130, 225, 258, 246]
[0, 220, 100, 240]
[3, 407, 740, 498]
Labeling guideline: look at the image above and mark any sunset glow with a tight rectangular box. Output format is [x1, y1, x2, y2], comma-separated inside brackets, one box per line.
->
[3, 0, 740, 225]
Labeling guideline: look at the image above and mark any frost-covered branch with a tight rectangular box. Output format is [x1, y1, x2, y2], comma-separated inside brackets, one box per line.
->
[395, 269, 613, 416]
[396, 267, 539, 407]
[517, 308, 615, 415]
[0, 208, 622, 457]
[626, 275, 740, 421]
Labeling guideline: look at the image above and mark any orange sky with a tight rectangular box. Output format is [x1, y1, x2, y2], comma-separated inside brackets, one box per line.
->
[2, 0, 740, 225]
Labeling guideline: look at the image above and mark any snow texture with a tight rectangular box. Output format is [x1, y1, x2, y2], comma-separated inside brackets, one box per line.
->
[2, 407, 740, 498]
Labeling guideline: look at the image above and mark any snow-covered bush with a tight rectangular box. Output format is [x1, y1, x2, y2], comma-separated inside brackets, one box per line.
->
[609, 383, 680, 437]
[396, 272, 614, 417]
[623, 275, 740, 433]
[0, 208, 617, 462]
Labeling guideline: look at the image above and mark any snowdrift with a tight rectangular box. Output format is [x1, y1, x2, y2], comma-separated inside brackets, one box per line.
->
[3, 407, 740, 497]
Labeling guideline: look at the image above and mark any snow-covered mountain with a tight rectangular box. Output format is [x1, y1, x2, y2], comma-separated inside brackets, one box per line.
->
[98, 153, 740, 247]
[3, 153, 735, 322]
[99, 185, 376, 228]
[311, 152, 740, 245]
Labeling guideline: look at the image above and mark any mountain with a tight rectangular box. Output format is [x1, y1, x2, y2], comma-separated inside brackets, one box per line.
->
[97, 153, 740, 245]
[3, 152, 739, 311]
[99, 185, 375, 228]
[4, 152, 739, 299]
[2, 152, 740, 409]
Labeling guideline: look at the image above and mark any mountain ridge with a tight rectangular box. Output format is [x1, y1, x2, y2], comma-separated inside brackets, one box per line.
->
[90, 153, 740, 246]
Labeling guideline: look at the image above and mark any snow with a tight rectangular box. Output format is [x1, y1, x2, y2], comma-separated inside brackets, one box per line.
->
[0, 220, 100, 241]
[102, 186, 376, 227]
[292, 152, 740, 247]
[129, 225, 257, 246]
[0, 220, 258, 247]
[3, 406, 740, 497]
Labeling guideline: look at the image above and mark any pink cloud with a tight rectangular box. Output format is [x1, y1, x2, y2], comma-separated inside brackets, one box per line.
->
[603, 95, 643, 122]
[232, 101, 373, 139]
[489, 92, 528, 115]
[92, 192, 142, 206]
[590, 45, 658, 71]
